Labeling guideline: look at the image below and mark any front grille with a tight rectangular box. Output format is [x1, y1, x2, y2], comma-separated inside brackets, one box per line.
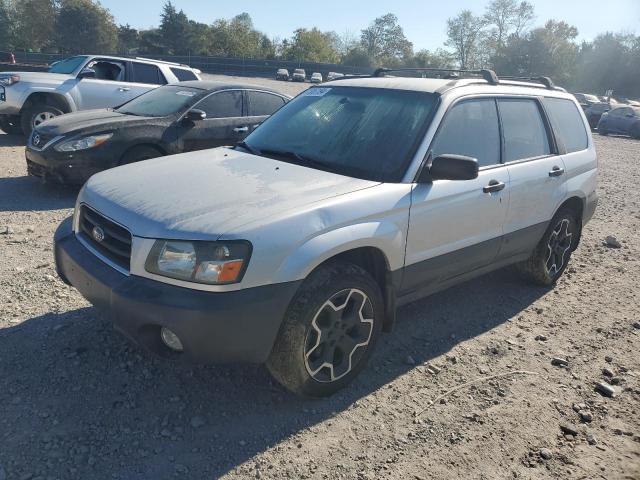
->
[30, 130, 57, 150]
[78, 206, 132, 271]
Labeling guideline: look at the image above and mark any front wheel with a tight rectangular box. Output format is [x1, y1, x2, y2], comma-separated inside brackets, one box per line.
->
[21, 103, 63, 137]
[0, 116, 24, 135]
[516, 209, 579, 286]
[267, 262, 384, 397]
[119, 145, 163, 165]
[631, 123, 640, 140]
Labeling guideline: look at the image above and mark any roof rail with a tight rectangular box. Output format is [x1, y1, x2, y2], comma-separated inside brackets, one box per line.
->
[373, 67, 499, 85]
[134, 56, 187, 67]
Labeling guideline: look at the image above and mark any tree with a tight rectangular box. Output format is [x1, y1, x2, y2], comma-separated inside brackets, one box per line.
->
[360, 14, 413, 64]
[341, 46, 372, 67]
[484, 0, 534, 49]
[159, 1, 191, 54]
[0, 0, 15, 48]
[56, 0, 117, 54]
[408, 49, 455, 68]
[445, 10, 486, 69]
[13, 0, 58, 51]
[117, 24, 139, 54]
[285, 28, 339, 63]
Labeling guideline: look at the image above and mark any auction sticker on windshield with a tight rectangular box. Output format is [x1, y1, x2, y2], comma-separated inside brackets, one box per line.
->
[176, 91, 197, 97]
[303, 88, 331, 97]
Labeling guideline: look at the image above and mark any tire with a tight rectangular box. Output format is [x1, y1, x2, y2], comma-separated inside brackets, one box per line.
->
[119, 145, 163, 165]
[20, 103, 63, 137]
[631, 124, 640, 140]
[516, 208, 579, 286]
[0, 116, 24, 135]
[267, 262, 384, 397]
[598, 127, 608, 136]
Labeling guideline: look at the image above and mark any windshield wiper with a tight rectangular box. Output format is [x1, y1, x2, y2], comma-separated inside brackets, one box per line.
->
[235, 141, 260, 155]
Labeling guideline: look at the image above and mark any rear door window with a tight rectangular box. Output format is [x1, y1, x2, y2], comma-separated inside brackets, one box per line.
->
[431, 98, 501, 168]
[247, 91, 286, 116]
[197, 91, 244, 118]
[498, 99, 551, 162]
[131, 62, 167, 85]
[543, 98, 588, 153]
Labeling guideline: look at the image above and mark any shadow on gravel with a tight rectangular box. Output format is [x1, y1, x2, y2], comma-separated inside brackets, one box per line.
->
[0, 269, 547, 479]
[0, 175, 78, 212]
[0, 133, 26, 147]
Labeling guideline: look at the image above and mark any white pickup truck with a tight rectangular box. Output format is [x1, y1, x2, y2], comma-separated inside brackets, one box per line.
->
[0, 55, 201, 136]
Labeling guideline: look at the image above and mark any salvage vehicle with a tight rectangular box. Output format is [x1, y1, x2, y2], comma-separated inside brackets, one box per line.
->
[292, 68, 306, 82]
[327, 72, 344, 81]
[0, 51, 16, 64]
[26, 81, 290, 184]
[310, 72, 323, 83]
[597, 105, 640, 138]
[54, 68, 598, 397]
[0, 55, 201, 136]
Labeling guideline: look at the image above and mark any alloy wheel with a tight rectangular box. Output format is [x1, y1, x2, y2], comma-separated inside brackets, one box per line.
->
[304, 288, 374, 383]
[33, 111, 57, 128]
[546, 218, 573, 276]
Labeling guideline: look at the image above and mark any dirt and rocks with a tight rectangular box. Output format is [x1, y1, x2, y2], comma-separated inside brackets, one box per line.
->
[0, 91, 639, 479]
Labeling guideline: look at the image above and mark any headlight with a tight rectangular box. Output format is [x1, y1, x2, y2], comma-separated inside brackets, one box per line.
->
[145, 240, 251, 285]
[54, 133, 113, 152]
[0, 75, 19, 86]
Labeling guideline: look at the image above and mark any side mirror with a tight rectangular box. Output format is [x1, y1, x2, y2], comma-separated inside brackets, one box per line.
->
[77, 68, 95, 79]
[184, 109, 206, 122]
[421, 154, 479, 182]
[625, 113, 634, 118]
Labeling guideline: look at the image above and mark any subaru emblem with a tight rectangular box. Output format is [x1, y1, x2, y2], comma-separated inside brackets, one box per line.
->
[33, 133, 40, 146]
[92, 226, 105, 243]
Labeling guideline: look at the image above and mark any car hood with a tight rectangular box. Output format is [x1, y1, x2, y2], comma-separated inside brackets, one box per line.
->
[2, 71, 74, 83]
[35, 109, 157, 136]
[81, 148, 379, 239]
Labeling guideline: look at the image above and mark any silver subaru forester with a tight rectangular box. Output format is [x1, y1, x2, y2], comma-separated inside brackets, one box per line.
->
[54, 68, 598, 397]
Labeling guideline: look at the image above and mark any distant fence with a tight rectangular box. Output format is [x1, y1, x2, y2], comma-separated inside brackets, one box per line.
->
[10, 52, 374, 78]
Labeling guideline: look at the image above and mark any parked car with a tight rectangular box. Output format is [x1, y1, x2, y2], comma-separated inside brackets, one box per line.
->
[276, 68, 289, 81]
[327, 72, 344, 81]
[26, 81, 290, 184]
[0, 55, 201, 136]
[584, 102, 612, 130]
[310, 72, 323, 84]
[292, 68, 306, 82]
[573, 92, 600, 109]
[597, 105, 640, 138]
[54, 70, 597, 397]
[0, 51, 16, 64]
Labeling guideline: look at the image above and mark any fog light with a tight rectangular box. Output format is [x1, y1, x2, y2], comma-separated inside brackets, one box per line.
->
[160, 327, 184, 352]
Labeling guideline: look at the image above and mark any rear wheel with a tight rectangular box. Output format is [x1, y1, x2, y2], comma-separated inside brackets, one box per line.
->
[0, 116, 23, 135]
[20, 103, 62, 137]
[516, 208, 579, 286]
[267, 262, 384, 397]
[119, 145, 163, 165]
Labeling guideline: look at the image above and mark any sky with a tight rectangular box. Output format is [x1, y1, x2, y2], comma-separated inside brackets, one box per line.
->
[100, 0, 640, 50]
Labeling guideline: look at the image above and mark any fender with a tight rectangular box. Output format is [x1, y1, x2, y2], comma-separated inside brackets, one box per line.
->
[21, 89, 76, 113]
[272, 220, 405, 286]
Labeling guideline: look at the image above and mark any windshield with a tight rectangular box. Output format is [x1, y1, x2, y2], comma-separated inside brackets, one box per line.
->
[48, 56, 87, 74]
[242, 86, 438, 182]
[116, 86, 205, 117]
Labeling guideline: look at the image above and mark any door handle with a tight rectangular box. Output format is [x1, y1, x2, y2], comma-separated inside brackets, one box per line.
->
[549, 166, 565, 177]
[483, 180, 505, 193]
[118, 87, 130, 92]
[233, 126, 249, 133]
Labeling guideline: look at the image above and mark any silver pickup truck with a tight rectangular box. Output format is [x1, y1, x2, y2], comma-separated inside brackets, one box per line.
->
[0, 55, 201, 136]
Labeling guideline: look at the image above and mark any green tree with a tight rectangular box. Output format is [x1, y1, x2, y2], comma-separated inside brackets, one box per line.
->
[13, 0, 57, 51]
[285, 28, 339, 63]
[360, 14, 413, 64]
[159, 1, 191, 54]
[484, 0, 534, 49]
[56, 0, 117, 54]
[117, 24, 139, 54]
[445, 10, 486, 69]
[0, 0, 15, 48]
[408, 49, 455, 68]
[341, 46, 372, 67]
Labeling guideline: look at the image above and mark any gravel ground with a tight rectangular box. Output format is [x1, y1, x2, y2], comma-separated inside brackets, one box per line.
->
[0, 96, 639, 479]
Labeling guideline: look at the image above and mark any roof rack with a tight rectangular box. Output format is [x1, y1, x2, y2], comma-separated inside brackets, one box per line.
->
[499, 75, 556, 89]
[373, 67, 500, 85]
[135, 56, 189, 68]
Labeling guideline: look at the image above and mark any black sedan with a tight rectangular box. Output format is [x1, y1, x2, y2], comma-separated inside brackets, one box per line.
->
[25, 81, 291, 184]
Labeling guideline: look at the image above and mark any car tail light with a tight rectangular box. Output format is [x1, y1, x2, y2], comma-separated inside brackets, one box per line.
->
[10, 54, 15, 64]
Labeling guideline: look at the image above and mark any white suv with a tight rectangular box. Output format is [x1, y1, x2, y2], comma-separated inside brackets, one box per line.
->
[0, 55, 201, 136]
[54, 69, 598, 397]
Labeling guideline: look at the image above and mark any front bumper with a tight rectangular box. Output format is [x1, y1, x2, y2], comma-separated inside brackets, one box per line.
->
[54, 217, 301, 363]
[26, 144, 115, 184]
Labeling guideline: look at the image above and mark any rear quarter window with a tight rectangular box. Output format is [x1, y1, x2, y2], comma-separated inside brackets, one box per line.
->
[248, 91, 286, 116]
[543, 98, 588, 153]
[170, 68, 198, 81]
